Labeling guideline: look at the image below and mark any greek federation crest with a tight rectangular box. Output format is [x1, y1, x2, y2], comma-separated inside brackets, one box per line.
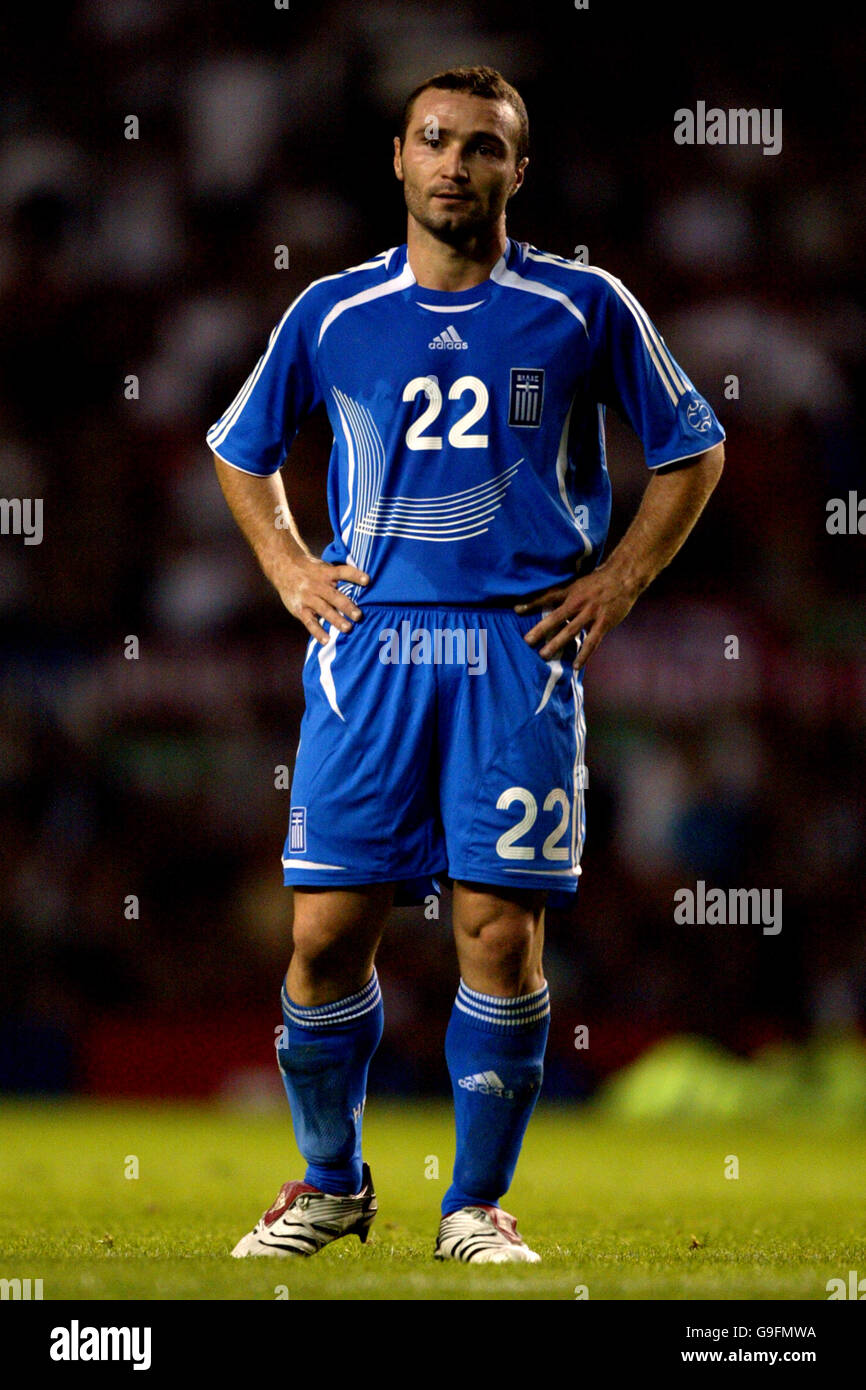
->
[508, 368, 545, 427]
[289, 806, 307, 853]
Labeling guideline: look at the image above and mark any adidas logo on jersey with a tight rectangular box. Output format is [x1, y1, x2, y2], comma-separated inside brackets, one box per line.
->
[457, 1070, 514, 1099]
[428, 325, 468, 350]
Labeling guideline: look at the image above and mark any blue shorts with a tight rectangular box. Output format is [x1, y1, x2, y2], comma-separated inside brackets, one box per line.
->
[282, 606, 586, 907]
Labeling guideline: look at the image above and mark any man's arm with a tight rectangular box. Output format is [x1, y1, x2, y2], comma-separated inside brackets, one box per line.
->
[212, 452, 368, 644]
[516, 441, 725, 667]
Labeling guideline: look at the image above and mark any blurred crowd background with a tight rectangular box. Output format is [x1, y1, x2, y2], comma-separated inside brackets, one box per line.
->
[2, 0, 864, 1105]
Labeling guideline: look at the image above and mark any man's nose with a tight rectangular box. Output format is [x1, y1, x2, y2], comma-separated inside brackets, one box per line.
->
[439, 145, 469, 180]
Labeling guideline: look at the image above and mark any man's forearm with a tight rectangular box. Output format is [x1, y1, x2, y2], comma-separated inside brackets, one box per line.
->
[212, 452, 309, 589]
[519, 440, 725, 663]
[213, 450, 369, 643]
[601, 443, 725, 598]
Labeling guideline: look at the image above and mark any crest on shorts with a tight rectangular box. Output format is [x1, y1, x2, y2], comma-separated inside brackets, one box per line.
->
[289, 806, 307, 853]
[508, 368, 545, 427]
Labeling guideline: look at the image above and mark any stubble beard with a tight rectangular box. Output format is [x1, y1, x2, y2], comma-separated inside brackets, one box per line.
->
[403, 180, 498, 251]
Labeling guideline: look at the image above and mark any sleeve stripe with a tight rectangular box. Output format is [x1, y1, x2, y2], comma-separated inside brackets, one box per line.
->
[607, 274, 690, 393]
[586, 267, 684, 407]
[646, 437, 726, 469]
[209, 447, 272, 477]
[206, 361, 261, 450]
[207, 250, 398, 453]
[206, 291, 311, 451]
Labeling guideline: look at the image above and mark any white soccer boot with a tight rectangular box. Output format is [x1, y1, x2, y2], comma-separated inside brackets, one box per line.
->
[434, 1203, 541, 1263]
[231, 1163, 377, 1257]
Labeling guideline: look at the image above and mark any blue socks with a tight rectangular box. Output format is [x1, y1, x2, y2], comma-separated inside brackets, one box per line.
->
[275, 969, 549, 1212]
[276, 971, 383, 1195]
[442, 979, 550, 1216]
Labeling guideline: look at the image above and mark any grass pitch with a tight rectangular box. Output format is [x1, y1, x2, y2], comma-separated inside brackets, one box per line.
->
[1, 1098, 864, 1300]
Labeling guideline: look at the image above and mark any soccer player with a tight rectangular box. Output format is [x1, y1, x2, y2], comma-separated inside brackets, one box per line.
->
[208, 66, 724, 1263]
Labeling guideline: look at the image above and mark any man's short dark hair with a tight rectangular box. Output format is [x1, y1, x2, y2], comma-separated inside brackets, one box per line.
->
[400, 66, 529, 164]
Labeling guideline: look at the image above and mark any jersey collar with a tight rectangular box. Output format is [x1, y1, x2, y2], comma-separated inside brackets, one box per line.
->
[402, 239, 512, 307]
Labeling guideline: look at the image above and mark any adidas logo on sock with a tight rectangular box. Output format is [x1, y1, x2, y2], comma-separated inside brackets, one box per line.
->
[457, 1070, 514, 1099]
[428, 325, 468, 350]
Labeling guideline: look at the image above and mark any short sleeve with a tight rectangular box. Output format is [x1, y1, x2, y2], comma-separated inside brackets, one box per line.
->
[595, 276, 725, 469]
[206, 287, 324, 476]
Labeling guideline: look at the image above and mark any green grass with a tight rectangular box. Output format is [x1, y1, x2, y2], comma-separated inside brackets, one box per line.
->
[1, 1098, 864, 1300]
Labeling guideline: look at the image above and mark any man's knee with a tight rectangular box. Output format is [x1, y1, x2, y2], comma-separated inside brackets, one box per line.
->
[287, 886, 393, 990]
[291, 907, 351, 968]
[452, 881, 546, 993]
[453, 881, 545, 942]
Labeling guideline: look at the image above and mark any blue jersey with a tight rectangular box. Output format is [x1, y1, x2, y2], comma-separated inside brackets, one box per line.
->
[207, 239, 724, 604]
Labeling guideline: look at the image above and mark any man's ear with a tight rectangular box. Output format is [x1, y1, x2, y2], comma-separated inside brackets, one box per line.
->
[393, 136, 404, 182]
[510, 156, 529, 198]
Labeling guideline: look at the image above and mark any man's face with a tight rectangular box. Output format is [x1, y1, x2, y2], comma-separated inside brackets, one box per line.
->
[393, 90, 527, 244]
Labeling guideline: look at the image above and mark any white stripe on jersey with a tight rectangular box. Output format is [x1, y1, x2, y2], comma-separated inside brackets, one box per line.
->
[555, 398, 593, 557]
[416, 300, 485, 313]
[490, 259, 591, 337]
[360, 464, 520, 511]
[207, 306, 293, 450]
[209, 447, 264, 477]
[355, 460, 522, 541]
[589, 268, 687, 402]
[645, 442, 725, 469]
[318, 261, 416, 347]
[332, 388, 358, 540]
[523, 250, 688, 407]
[609, 276, 689, 394]
[331, 387, 386, 579]
[206, 252, 394, 452]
